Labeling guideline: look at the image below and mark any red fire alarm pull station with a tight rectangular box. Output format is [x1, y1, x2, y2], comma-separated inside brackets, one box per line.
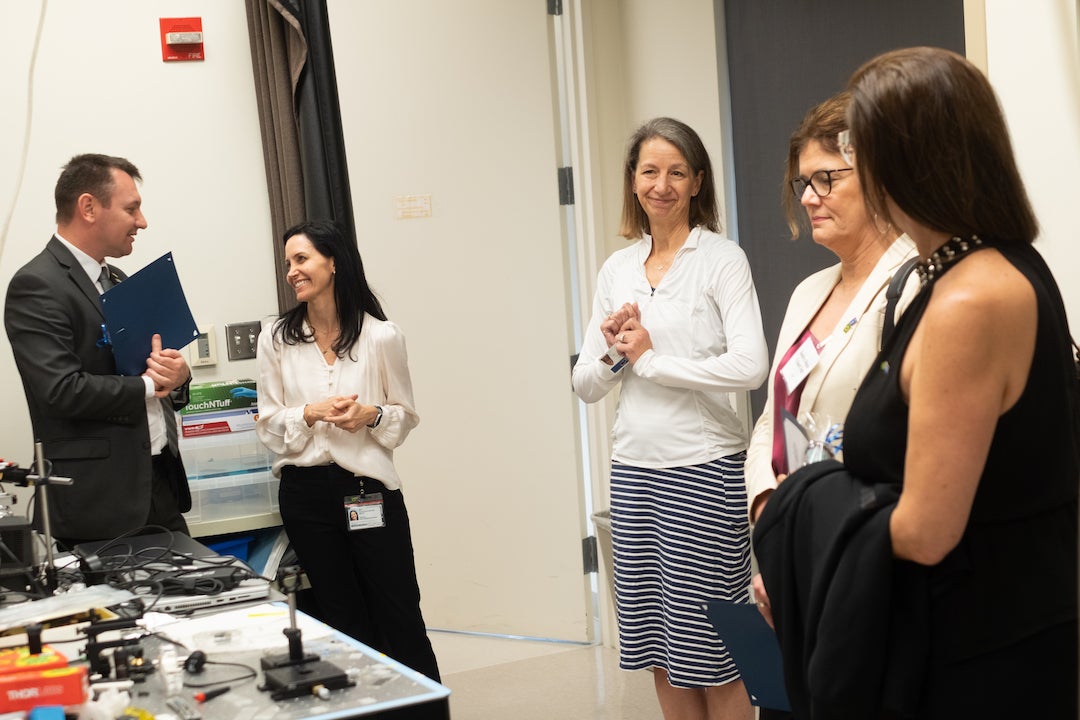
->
[160, 17, 204, 62]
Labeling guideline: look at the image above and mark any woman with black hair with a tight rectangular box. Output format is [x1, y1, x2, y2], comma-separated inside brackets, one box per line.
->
[255, 220, 440, 684]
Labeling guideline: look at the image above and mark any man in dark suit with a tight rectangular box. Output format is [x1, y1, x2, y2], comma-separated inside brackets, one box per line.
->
[4, 153, 193, 548]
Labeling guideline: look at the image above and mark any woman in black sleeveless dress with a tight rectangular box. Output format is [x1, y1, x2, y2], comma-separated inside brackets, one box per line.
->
[757, 47, 1078, 719]
[841, 47, 1078, 717]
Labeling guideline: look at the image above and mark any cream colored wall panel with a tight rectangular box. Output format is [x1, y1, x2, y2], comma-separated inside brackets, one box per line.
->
[328, 0, 589, 640]
[983, 0, 1080, 327]
[612, 1, 726, 257]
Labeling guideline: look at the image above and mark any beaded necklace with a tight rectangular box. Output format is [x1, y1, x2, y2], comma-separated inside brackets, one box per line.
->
[916, 234, 983, 284]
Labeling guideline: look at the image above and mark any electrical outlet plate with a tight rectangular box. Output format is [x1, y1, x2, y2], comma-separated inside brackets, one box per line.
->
[225, 321, 262, 361]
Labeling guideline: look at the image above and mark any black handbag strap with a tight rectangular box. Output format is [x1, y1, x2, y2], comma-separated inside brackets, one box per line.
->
[882, 257, 920, 348]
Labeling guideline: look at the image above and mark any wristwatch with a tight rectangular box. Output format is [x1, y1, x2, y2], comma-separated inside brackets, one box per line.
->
[368, 405, 383, 429]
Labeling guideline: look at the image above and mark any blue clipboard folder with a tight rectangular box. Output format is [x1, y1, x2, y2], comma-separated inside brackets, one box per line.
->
[100, 252, 199, 376]
[704, 600, 791, 711]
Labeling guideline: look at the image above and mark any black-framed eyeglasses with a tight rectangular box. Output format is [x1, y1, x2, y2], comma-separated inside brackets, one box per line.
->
[790, 168, 854, 199]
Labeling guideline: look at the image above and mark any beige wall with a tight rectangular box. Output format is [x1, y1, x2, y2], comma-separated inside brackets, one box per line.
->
[982, 0, 1080, 326]
[0, 1, 277, 483]
[326, 0, 591, 639]
[582, 0, 726, 263]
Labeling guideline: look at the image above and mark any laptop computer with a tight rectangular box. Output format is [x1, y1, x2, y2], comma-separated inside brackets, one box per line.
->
[73, 531, 220, 561]
[73, 532, 271, 614]
[151, 563, 271, 614]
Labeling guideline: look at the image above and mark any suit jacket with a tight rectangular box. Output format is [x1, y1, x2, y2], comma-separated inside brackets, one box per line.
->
[4, 236, 190, 540]
[745, 235, 918, 516]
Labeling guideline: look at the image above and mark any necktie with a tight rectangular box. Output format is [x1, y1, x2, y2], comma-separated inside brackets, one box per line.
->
[99, 266, 115, 292]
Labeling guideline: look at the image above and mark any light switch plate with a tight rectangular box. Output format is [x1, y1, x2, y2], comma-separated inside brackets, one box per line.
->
[225, 321, 261, 361]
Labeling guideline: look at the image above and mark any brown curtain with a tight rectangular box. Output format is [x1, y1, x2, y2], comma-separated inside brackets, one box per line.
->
[245, 0, 308, 313]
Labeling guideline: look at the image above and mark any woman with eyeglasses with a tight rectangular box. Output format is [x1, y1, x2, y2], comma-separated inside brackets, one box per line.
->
[758, 48, 1078, 718]
[573, 117, 769, 720]
[745, 91, 916, 547]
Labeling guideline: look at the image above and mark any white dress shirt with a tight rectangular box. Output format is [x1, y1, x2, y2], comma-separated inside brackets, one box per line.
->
[572, 227, 769, 468]
[255, 314, 419, 489]
[55, 233, 166, 454]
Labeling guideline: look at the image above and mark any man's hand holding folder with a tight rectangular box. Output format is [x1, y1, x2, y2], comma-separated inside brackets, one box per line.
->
[145, 333, 191, 397]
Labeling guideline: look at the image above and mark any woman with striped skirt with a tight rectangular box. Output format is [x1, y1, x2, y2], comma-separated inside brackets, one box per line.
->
[572, 117, 769, 720]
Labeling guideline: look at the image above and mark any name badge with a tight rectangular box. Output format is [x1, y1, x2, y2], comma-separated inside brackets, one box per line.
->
[345, 493, 385, 531]
[780, 335, 820, 395]
[601, 343, 628, 373]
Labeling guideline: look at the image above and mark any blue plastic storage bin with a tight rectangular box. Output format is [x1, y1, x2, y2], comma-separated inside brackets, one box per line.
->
[207, 535, 253, 562]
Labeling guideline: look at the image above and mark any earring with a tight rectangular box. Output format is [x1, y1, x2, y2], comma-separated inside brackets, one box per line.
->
[872, 213, 891, 235]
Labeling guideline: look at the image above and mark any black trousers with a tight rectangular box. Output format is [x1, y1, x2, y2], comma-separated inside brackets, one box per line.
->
[147, 450, 190, 535]
[55, 450, 189, 550]
[279, 464, 441, 686]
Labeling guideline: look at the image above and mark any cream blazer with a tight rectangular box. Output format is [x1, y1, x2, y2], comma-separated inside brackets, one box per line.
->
[745, 235, 919, 519]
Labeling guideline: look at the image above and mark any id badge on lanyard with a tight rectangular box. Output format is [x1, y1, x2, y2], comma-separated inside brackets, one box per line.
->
[779, 334, 821, 395]
[344, 478, 385, 531]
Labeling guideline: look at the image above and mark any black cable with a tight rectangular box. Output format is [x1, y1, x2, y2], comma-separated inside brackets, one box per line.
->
[160, 575, 229, 596]
[110, 578, 167, 610]
[144, 631, 189, 653]
[83, 524, 174, 559]
[66, 526, 266, 607]
[182, 660, 258, 688]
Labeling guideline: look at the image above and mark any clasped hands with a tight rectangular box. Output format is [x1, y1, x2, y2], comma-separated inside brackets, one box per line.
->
[143, 333, 190, 398]
[303, 394, 380, 432]
[600, 302, 651, 365]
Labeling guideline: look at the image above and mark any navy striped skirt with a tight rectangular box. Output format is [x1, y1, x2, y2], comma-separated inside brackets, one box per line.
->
[610, 453, 751, 688]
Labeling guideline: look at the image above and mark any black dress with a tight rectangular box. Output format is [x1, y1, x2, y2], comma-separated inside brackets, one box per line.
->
[844, 240, 1079, 718]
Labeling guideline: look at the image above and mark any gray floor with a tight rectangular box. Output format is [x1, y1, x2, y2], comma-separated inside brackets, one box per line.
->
[431, 631, 661, 719]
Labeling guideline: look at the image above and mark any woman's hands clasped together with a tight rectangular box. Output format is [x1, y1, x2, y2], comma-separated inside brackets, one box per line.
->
[600, 302, 652, 365]
[303, 394, 381, 432]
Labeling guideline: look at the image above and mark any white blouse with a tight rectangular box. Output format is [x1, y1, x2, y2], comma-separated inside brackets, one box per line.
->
[255, 313, 418, 490]
[572, 227, 769, 468]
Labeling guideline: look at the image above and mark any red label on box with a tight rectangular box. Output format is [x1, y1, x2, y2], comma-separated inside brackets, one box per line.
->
[0, 666, 87, 712]
[181, 420, 232, 438]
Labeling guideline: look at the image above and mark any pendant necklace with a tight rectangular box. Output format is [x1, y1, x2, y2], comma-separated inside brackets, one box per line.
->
[312, 325, 339, 357]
